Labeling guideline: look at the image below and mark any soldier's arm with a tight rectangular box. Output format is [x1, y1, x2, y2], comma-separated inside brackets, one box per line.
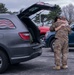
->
[55, 25, 62, 31]
[55, 23, 65, 31]
[66, 26, 71, 34]
[50, 23, 55, 32]
[65, 21, 71, 33]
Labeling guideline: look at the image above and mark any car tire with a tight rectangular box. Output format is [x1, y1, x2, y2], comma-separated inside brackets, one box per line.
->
[50, 39, 55, 52]
[40, 35, 45, 40]
[40, 35, 45, 43]
[0, 50, 9, 73]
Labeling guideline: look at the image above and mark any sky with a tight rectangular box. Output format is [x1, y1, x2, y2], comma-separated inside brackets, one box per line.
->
[0, 0, 74, 12]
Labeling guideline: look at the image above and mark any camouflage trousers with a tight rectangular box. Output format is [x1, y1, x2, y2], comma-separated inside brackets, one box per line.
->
[54, 38, 69, 66]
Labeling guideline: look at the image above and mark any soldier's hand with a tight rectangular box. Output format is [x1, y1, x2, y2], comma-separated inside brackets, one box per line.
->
[61, 24, 66, 26]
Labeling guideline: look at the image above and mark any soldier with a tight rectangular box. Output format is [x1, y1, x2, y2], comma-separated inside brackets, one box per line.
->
[50, 16, 71, 70]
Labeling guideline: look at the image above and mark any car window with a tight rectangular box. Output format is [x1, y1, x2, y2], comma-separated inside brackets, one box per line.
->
[30, 10, 52, 27]
[0, 19, 15, 29]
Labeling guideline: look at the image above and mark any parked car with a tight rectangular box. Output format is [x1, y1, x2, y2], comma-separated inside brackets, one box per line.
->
[44, 25, 74, 51]
[0, 2, 56, 73]
[38, 26, 50, 39]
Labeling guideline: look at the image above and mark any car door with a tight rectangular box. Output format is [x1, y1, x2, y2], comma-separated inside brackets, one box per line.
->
[17, 2, 56, 18]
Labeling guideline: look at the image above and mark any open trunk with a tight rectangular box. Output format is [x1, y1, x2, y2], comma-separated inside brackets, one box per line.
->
[21, 17, 40, 43]
[17, 2, 56, 43]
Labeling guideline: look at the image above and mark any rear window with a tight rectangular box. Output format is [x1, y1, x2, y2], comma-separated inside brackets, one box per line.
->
[0, 19, 15, 29]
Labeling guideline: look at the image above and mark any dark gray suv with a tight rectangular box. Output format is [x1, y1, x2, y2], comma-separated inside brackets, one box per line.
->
[0, 2, 56, 73]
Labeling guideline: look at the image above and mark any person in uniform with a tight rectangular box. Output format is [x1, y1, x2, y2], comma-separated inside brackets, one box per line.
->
[50, 16, 71, 70]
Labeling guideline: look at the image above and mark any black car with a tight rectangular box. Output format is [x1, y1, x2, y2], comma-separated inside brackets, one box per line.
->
[0, 2, 56, 73]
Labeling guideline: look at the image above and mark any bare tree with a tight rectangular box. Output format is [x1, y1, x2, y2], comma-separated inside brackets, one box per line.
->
[62, 4, 74, 24]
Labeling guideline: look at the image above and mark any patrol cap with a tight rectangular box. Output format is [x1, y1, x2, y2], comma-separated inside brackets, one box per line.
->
[59, 13, 66, 20]
[59, 15, 66, 20]
[54, 16, 61, 22]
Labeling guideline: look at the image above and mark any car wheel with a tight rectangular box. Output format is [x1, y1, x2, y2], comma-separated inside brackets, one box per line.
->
[50, 39, 55, 52]
[40, 35, 45, 43]
[0, 50, 9, 73]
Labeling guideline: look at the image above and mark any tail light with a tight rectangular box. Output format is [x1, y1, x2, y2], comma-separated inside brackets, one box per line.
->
[19, 32, 30, 40]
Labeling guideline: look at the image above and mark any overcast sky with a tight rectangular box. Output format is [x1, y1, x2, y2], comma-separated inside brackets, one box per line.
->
[0, 0, 74, 12]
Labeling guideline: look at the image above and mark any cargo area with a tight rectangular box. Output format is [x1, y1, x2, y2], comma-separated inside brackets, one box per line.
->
[20, 17, 40, 43]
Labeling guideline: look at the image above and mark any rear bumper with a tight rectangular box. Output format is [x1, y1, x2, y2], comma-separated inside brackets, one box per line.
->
[10, 43, 43, 64]
[11, 49, 42, 64]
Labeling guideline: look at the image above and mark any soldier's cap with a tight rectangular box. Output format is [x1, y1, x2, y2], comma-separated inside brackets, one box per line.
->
[54, 16, 66, 22]
[54, 16, 61, 22]
[59, 16, 66, 20]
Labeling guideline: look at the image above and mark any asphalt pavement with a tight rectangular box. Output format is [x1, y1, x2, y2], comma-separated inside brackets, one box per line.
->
[2, 48, 74, 75]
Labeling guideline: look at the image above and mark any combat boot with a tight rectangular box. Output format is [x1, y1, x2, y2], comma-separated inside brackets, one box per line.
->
[53, 66, 61, 70]
[61, 65, 68, 69]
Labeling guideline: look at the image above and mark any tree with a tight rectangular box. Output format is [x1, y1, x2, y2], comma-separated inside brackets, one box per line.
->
[62, 4, 74, 24]
[47, 5, 61, 21]
[33, 5, 61, 24]
[0, 3, 8, 13]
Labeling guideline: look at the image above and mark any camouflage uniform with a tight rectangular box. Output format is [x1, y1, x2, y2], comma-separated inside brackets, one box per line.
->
[50, 21, 71, 66]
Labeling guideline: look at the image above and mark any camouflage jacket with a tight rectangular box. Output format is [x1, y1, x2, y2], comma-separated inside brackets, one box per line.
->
[50, 21, 71, 40]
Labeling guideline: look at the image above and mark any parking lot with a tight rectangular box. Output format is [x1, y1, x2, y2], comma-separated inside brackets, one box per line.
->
[2, 48, 74, 75]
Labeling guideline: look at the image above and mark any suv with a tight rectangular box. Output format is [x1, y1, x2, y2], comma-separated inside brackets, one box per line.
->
[0, 2, 56, 73]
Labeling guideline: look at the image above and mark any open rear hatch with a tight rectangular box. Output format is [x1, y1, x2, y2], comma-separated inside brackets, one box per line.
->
[17, 2, 56, 43]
